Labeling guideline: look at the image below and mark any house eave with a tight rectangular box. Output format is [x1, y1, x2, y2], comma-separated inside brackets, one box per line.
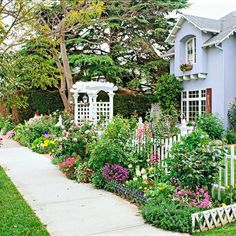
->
[166, 14, 220, 44]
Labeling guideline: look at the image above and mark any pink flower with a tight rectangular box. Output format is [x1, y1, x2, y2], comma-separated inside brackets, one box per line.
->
[85, 130, 90, 135]
[72, 137, 78, 142]
[58, 138, 63, 142]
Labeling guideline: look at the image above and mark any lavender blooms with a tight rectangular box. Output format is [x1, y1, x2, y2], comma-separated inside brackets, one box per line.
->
[102, 163, 129, 183]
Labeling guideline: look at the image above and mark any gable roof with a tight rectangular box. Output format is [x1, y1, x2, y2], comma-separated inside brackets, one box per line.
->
[166, 14, 221, 44]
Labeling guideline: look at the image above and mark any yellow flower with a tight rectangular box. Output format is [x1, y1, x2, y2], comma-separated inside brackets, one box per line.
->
[221, 203, 226, 207]
[225, 185, 230, 190]
[159, 187, 165, 191]
[149, 167, 154, 173]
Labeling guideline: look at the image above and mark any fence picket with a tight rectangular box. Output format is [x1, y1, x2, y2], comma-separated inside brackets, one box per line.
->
[218, 167, 222, 201]
[224, 154, 228, 187]
[231, 146, 235, 187]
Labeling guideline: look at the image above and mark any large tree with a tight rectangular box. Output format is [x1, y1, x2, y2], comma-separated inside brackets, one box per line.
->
[66, 0, 189, 92]
[32, 0, 104, 110]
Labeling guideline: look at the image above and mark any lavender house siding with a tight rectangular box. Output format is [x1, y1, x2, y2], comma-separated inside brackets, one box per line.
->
[222, 36, 236, 127]
[182, 47, 225, 122]
[166, 12, 236, 128]
[174, 21, 211, 77]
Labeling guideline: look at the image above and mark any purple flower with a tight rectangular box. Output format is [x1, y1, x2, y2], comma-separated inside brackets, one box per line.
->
[102, 163, 129, 183]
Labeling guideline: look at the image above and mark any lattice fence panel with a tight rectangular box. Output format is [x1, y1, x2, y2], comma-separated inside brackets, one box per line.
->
[192, 204, 236, 232]
[78, 104, 90, 124]
[96, 102, 110, 122]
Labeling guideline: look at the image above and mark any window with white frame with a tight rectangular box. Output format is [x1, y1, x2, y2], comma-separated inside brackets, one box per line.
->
[186, 37, 196, 64]
[181, 89, 206, 121]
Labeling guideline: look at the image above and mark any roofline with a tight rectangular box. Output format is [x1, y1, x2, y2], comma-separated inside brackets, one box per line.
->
[203, 28, 236, 47]
[161, 52, 175, 58]
[165, 14, 220, 44]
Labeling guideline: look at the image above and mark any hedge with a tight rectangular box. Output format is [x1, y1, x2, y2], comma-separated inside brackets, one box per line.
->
[18, 90, 154, 122]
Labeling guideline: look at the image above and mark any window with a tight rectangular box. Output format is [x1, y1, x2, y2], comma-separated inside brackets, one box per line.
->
[186, 37, 196, 64]
[181, 89, 206, 121]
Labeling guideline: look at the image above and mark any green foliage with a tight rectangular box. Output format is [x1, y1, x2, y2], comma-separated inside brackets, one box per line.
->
[18, 90, 64, 122]
[88, 116, 136, 171]
[141, 198, 199, 233]
[225, 130, 236, 144]
[196, 113, 224, 140]
[32, 137, 56, 154]
[52, 124, 96, 163]
[168, 130, 225, 190]
[221, 185, 236, 205]
[114, 94, 153, 118]
[92, 172, 106, 189]
[14, 116, 58, 147]
[229, 102, 236, 131]
[0, 115, 4, 130]
[145, 183, 174, 200]
[0, 115, 15, 135]
[154, 74, 182, 115]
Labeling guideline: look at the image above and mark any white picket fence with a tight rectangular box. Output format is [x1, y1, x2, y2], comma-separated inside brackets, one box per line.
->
[212, 145, 236, 200]
[154, 133, 236, 200]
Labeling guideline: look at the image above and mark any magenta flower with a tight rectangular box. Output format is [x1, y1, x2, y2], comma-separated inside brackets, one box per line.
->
[102, 163, 129, 183]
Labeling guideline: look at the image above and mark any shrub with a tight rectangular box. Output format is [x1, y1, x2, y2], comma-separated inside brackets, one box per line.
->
[229, 102, 236, 131]
[59, 157, 77, 179]
[102, 163, 129, 183]
[168, 130, 225, 190]
[0, 115, 5, 130]
[196, 113, 224, 140]
[76, 162, 93, 183]
[0, 115, 15, 135]
[92, 172, 106, 189]
[154, 73, 182, 115]
[14, 115, 58, 147]
[88, 116, 136, 171]
[225, 130, 236, 144]
[52, 124, 96, 163]
[141, 198, 200, 233]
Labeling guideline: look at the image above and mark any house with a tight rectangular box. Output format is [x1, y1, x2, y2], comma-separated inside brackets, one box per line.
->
[164, 11, 236, 127]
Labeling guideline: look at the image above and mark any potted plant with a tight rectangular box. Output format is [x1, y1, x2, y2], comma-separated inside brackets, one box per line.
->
[180, 63, 193, 72]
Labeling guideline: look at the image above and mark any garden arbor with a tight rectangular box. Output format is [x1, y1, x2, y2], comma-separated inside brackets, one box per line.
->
[71, 81, 118, 125]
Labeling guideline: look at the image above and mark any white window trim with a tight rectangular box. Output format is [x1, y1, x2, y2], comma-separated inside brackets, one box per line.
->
[185, 37, 196, 65]
[181, 89, 206, 122]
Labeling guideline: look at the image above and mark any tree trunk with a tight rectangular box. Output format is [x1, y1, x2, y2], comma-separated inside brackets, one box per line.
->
[60, 33, 73, 109]
[51, 48, 71, 111]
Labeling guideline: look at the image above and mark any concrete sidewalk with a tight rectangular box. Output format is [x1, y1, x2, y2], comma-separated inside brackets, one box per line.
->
[0, 137, 187, 236]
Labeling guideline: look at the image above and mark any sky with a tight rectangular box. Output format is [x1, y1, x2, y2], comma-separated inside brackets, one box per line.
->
[180, 0, 236, 19]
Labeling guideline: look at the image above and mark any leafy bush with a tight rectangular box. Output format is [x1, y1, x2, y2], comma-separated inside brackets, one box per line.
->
[52, 124, 96, 164]
[76, 162, 93, 183]
[92, 172, 106, 189]
[229, 102, 236, 131]
[225, 130, 236, 144]
[18, 90, 64, 122]
[0, 115, 15, 135]
[154, 73, 182, 115]
[14, 115, 58, 147]
[168, 130, 224, 190]
[141, 198, 200, 233]
[0, 115, 5, 130]
[59, 157, 77, 179]
[196, 113, 224, 140]
[88, 116, 136, 171]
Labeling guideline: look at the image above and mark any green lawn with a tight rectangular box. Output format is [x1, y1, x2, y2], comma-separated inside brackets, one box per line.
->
[195, 221, 236, 236]
[0, 166, 49, 236]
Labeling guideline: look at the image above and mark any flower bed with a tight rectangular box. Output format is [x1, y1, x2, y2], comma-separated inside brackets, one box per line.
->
[3, 113, 235, 234]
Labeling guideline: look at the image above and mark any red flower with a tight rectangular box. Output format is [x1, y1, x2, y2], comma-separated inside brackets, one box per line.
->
[0, 138, 3, 141]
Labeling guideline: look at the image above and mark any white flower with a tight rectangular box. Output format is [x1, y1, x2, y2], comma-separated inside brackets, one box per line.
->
[141, 168, 146, 174]
[128, 164, 132, 169]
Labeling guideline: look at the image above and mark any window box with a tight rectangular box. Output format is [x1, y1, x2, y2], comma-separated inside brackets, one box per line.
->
[180, 63, 193, 72]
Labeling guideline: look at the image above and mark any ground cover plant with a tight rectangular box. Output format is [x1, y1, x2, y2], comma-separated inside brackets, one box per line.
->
[0, 166, 49, 236]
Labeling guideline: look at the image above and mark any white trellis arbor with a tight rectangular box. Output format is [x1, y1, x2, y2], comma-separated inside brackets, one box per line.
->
[71, 81, 118, 125]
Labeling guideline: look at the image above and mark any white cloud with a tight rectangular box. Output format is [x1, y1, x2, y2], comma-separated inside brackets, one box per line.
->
[181, 0, 236, 19]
